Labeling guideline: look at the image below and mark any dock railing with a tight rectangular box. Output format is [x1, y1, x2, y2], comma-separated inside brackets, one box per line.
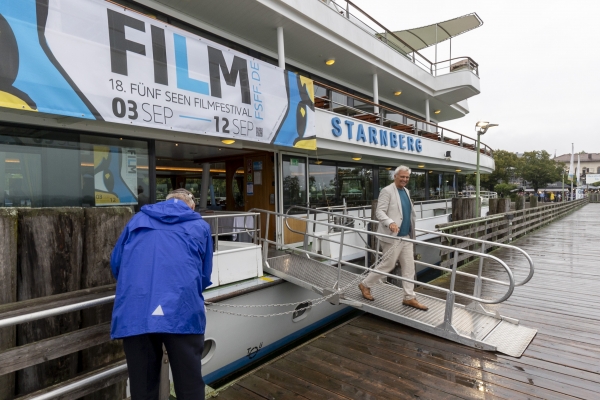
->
[434, 197, 589, 271]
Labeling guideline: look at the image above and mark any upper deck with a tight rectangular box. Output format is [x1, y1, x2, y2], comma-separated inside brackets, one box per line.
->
[133, 0, 481, 122]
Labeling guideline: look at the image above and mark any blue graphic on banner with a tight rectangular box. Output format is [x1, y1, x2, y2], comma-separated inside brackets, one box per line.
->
[0, 0, 97, 119]
[174, 33, 210, 96]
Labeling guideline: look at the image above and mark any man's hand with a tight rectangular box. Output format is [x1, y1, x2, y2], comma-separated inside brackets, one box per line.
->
[389, 222, 399, 234]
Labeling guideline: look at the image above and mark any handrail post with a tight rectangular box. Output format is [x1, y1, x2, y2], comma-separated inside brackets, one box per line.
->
[263, 213, 270, 265]
[215, 217, 219, 252]
[440, 250, 459, 333]
[473, 242, 486, 299]
[335, 229, 345, 290]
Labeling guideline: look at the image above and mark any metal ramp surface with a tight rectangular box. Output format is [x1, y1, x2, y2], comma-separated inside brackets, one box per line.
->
[266, 254, 536, 357]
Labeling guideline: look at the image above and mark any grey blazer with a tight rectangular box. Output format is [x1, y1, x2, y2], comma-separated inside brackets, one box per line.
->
[375, 183, 417, 242]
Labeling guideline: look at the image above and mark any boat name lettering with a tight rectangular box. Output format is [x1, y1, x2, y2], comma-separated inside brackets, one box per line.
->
[331, 117, 422, 153]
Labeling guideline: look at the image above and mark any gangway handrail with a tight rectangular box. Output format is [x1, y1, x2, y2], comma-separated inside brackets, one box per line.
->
[416, 228, 535, 287]
[285, 205, 534, 288]
[255, 208, 516, 305]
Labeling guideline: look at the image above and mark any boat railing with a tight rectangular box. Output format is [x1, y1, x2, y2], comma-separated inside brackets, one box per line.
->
[313, 81, 494, 156]
[200, 211, 261, 250]
[318, 0, 479, 77]
[284, 205, 534, 289]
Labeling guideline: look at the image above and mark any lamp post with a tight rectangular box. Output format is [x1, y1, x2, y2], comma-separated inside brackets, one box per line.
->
[474, 121, 498, 218]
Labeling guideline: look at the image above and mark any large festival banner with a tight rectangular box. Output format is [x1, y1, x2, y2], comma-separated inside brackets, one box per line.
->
[0, 0, 316, 149]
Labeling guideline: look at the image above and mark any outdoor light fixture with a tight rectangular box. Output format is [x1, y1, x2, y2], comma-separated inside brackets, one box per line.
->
[474, 121, 499, 217]
[434, 110, 441, 114]
[455, 169, 462, 172]
[221, 139, 235, 145]
[325, 59, 335, 65]
[418, 164, 425, 168]
[175, 143, 178, 146]
[394, 91, 402, 96]
[444, 151, 451, 158]
[315, 160, 323, 165]
[352, 156, 362, 161]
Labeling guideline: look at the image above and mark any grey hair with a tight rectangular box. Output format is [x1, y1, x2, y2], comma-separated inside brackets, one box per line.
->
[167, 188, 195, 208]
[393, 165, 411, 177]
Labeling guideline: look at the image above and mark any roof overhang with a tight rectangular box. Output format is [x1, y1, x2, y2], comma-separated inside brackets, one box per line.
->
[385, 13, 483, 54]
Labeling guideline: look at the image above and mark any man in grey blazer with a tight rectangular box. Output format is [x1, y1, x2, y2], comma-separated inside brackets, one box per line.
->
[358, 166, 428, 310]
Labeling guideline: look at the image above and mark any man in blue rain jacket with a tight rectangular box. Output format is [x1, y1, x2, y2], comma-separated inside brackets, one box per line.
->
[110, 188, 213, 400]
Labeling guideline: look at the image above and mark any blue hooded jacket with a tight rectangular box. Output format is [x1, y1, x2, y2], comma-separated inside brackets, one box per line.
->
[110, 199, 213, 339]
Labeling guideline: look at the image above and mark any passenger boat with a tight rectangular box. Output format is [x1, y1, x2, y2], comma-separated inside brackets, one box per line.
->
[0, 0, 495, 388]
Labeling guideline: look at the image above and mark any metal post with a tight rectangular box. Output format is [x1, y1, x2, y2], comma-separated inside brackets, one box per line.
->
[425, 98, 430, 123]
[336, 229, 345, 290]
[277, 27, 285, 69]
[263, 213, 270, 265]
[200, 162, 210, 208]
[473, 243, 486, 299]
[373, 73, 379, 115]
[346, 1, 349, 18]
[214, 217, 219, 252]
[475, 132, 481, 218]
[441, 250, 458, 332]
[435, 24, 438, 76]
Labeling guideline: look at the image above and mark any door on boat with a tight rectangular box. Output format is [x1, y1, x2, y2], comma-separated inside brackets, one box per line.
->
[154, 141, 276, 241]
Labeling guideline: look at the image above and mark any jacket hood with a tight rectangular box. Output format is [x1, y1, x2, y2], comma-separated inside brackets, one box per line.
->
[141, 199, 202, 224]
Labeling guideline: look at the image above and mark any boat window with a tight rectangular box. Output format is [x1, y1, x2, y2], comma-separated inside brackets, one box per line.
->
[309, 160, 336, 208]
[0, 128, 149, 210]
[282, 155, 307, 213]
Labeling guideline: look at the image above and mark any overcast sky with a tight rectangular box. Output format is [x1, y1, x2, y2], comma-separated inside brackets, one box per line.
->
[352, 0, 599, 156]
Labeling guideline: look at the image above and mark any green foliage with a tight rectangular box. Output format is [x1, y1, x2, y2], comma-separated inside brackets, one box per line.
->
[517, 150, 563, 192]
[592, 181, 600, 187]
[494, 183, 517, 197]
[469, 149, 521, 190]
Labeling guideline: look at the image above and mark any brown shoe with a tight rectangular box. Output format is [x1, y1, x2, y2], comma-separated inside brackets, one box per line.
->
[402, 298, 428, 311]
[358, 283, 374, 301]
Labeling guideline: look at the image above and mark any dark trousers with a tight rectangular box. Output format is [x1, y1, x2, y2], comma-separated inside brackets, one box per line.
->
[123, 333, 205, 400]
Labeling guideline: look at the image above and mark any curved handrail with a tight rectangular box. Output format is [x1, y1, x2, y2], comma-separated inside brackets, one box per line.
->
[257, 208, 515, 304]
[416, 228, 534, 286]
[284, 205, 533, 286]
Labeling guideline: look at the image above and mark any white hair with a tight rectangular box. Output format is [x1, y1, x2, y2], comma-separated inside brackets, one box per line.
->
[166, 188, 196, 209]
[393, 165, 411, 177]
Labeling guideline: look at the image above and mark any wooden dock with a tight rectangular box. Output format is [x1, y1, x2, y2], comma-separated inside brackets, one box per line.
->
[214, 203, 600, 399]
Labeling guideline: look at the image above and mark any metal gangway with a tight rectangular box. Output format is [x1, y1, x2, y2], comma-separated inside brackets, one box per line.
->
[251, 207, 538, 357]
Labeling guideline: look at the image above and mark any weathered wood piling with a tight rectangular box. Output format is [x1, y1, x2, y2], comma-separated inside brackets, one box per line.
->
[0, 209, 17, 399]
[0, 207, 132, 398]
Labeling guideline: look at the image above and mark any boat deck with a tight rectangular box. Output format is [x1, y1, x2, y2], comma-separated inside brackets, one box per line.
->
[215, 204, 600, 399]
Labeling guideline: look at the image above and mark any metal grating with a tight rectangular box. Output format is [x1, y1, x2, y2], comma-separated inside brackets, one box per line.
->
[482, 321, 537, 357]
[267, 254, 537, 356]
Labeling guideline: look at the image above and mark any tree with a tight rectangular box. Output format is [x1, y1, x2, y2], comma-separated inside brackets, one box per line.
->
[494, 183, 517, 198]
[517, 150, 563, 192]
[467, 149, 521, 191]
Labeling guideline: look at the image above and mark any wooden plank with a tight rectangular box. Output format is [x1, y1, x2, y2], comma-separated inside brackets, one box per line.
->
[237, 374, 307, 400]
[216, 384, 267, 400]
[0, 323, 111, 376]
[0, 208, 17, 399]
[255, 363, 350, 400]
[335, 322, 593, 399]
[288, 344, 460, 399]
[310, 334, 508, 399]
